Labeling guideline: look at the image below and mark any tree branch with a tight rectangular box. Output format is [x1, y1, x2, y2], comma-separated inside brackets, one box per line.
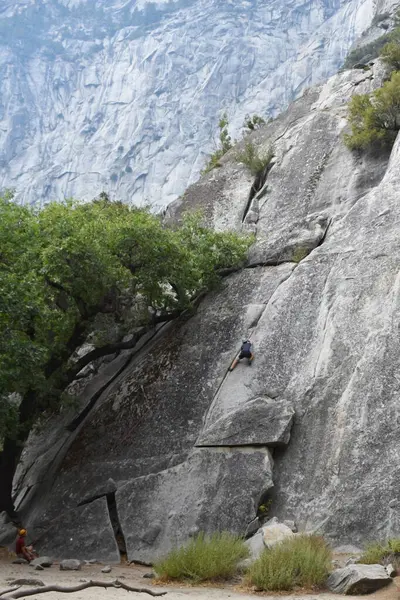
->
[0, 579, 167, 599]
[0, 587, 20, 597]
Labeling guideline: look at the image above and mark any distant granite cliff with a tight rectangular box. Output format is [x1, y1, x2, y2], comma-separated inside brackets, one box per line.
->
[0, 0, 381, 206]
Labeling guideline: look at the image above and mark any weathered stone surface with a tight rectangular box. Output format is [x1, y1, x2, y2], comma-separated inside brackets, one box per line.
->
[197, 397, 294, 447]
[327, 564, 391, 594]
[36, 498, 120, 563]
[117, 447, 273, 563]
[101, 565, 112, 573]
[30, 557, 53, 568]
[386, 564, 396, 577]
[283, 520, 297, 532]
[12, 558, 29, 565]
[248, 214, 330, 266]
[245, 518, 294, 561]
[262, 518, 294, 547]
[60, 559, 82, 571]
[245, 530, 265, 561]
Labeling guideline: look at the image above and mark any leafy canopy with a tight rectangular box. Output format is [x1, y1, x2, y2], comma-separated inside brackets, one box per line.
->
[344, 71, 400, 150]
[0, 195, 250, 440]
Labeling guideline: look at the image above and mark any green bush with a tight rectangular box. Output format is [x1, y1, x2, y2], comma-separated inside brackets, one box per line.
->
[359, 542, 387, 564]
[246, 535, 332, 591]
[359, 538, 400, 564]
[243, 114, 266, 132]
[344, 71, 400, 150]
[381, 40, 400, 70]
[342, 34, 391, 69]
[154, 532, 249, 582]
[235, 141, 274, 176]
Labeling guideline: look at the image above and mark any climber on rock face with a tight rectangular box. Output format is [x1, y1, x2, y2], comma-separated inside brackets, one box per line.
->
[229, 340, 254, 371]
[239, 339, 254, 363]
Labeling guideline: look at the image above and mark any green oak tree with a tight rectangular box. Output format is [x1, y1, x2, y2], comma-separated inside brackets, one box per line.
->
[0, 194, 250, 518]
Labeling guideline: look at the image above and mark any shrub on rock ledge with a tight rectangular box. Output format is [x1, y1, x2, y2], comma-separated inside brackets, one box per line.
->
[154, 532, 249, 582]
[246, 534, 332, 591]
[344, 71, 400, 151]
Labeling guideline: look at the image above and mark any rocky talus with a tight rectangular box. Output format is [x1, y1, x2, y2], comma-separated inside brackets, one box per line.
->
[2, 60, 400, 562]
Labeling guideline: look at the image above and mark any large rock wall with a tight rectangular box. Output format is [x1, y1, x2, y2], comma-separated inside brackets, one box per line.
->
[0, 0, 375, 207]
[4, 59, 400, 562]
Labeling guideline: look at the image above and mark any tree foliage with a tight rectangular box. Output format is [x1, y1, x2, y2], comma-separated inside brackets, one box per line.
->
[381, 39, 400, 70]
[0, 194, 250, 503]
[344, 71, 400, 150]
[235, 141, 274, 176]
[243, 114, 266, 132]
[201, 112, 233, 174]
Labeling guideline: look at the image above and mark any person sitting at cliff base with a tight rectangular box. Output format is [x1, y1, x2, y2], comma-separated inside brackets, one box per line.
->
[16, 529, 37, 563]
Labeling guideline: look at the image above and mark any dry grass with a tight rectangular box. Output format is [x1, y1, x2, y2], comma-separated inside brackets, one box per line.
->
[154, 532, 249, 583]
[246, 535, 332, 592]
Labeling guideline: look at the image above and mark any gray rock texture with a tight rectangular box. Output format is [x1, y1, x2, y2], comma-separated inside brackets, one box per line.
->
[327, 564, 392, 594]
[245, 518, 294, 561]
[117, 447, 273, 563]
[196, 398, 294, 447]
[30, 557, 53, 568]
[36, 498, 120, 563]
[5, 55, 400, 562]
[0, 0, 382, 207]
[60, 559, 82, 571]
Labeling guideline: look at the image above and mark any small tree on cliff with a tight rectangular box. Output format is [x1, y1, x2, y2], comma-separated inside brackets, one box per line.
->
[0, 194, 250, 519]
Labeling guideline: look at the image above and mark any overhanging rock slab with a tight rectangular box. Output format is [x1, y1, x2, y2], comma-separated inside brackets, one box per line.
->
[35, 497, 120, 563]
[197, 398, 294, 447]
[116, 447, 273, 563]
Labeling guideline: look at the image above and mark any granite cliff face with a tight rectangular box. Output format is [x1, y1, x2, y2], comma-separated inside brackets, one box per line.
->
[0, 0, 379, 207]
[3, 54, 400, 562]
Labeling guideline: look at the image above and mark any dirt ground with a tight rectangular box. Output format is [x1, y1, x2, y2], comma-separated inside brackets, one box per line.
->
[1, 558, 400, 600]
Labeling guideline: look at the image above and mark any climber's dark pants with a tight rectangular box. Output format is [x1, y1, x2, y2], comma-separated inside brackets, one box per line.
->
[239, 351, 252, 360]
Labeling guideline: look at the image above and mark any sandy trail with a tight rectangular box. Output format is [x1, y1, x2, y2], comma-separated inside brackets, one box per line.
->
[1, 560, 399, 600]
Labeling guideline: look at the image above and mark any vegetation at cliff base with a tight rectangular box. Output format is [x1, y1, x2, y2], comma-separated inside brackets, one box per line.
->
[0, 193, 251, 517]
[246, 535, 332, 591]
[344, 71, 400, 150]
[154, 532, 249, 582]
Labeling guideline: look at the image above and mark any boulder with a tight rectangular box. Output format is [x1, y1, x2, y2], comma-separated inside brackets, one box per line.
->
[283, 519, 297, 532]
[386, 564, 396, 577]
[101, 565, 112, 573]
[245, 518, 295, 561]
[196, 398, 295, 447]
[245, 530, 265, 561]
[327, 564, 392, 594]
[30, 556, 53, 568]
[60, 559, 82, 571]
[12, 558, 29, 565]
[262, 518, 294, 548]
[35, 498, 120, 563]
[117, 447, 273, 563]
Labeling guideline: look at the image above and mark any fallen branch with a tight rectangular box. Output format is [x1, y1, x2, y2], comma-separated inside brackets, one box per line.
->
[0, 588, 20, 597]
[1, 579, 166, 599]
